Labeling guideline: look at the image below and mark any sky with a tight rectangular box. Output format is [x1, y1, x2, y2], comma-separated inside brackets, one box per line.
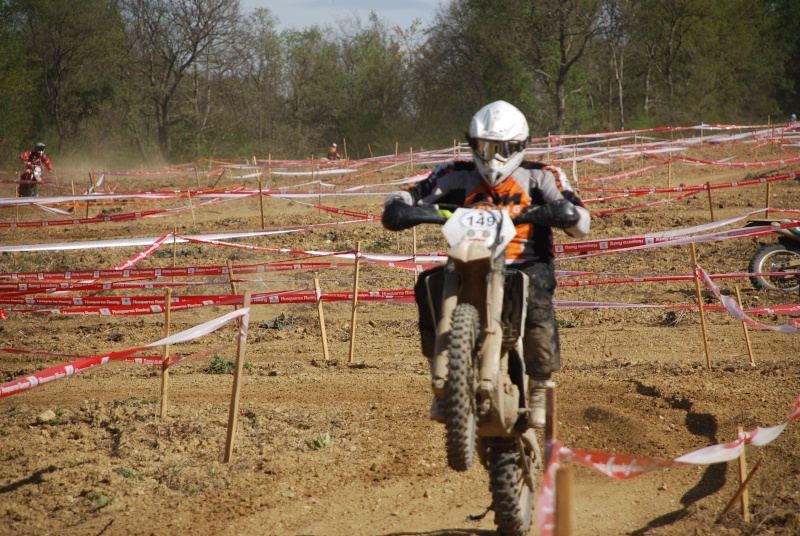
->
[239, 0, 442, 30]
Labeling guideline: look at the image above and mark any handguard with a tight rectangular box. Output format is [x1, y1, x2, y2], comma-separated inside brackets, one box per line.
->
[381, 199, 448, 231]
[511, 199, 580, 229]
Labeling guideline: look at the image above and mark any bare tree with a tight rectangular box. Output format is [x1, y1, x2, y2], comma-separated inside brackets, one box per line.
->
[518, 0, 603, 133]
[19, 0, 125, 154]
[601, 0, 634, 130]
[120, 0, 240, 162]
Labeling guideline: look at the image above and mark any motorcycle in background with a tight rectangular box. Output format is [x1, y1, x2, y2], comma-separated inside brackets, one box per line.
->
[747, 219, 800, 292]
[18, 165, 43, 197]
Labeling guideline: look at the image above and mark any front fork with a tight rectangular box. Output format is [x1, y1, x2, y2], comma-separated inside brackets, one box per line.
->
[430, 270, 461, 398]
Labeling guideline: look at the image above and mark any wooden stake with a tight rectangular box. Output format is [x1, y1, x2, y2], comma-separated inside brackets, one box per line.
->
[227, 260, 238, 310]
[368, 144, 374, 158]
[159, 288, 172, 418]
[86, 172, 95, 218]
[172, 227, 178, 269]
[412, 227, 418, 285]
[545, 382, 557, 468]
[555, 466, 574, 536]
[194, 166, 200, 188]
[572, 138, 578, 185]
[734, 287, 755, 366]
[187, 189, 195, 225]
[70, 181, 78, 218]
[348, 242, 362, 363]
[224, 290, 252, 462]
[258, 177, 266, 229]
[547, 134, 551, 162]
[667, 157, 672, 201]
[343, 137, 348, 160]
[706, 182, 715, 222]
[314, 277, 330, 361]
[395, 141, 399, 157]
[737, 426, 751, 522]
[690, 243, 712, 369]
[764, 183, 771, 218]
[717, 457, 762, 522]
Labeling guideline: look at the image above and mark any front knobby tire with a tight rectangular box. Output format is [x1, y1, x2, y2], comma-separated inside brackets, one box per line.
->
[444, 303, 480, 472]
[749, 244, 800, 292]
[489, 441, 535, 536]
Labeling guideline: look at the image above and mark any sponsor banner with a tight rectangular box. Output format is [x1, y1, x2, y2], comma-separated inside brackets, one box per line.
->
[5, 289, 416, 316]
[556, 222, 798, 261]
[0, 209, 165, 228]
[0, 261, 352, 282]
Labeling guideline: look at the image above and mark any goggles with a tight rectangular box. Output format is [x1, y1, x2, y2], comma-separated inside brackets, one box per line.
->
[469, 138, 527, 162]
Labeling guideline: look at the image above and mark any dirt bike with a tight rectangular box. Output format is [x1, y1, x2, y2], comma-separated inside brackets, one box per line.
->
[424, 202, 541, 536]
[747, 219, 800, 292]
[18, 165, 43, 197]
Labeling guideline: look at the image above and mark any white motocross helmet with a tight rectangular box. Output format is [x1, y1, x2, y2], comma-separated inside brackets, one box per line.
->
[468, 100, 529, 186]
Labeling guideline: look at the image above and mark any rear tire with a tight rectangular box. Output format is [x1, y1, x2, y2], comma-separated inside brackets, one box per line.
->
[444, 303, 480, 472]
[749, 244, 800, 292]
[489, 441, 534, 536]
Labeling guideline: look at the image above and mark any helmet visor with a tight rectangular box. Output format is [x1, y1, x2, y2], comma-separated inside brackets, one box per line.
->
[471, 138, 525, 162]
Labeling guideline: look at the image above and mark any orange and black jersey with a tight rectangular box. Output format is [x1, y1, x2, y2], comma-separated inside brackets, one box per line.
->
[387, 161, 585, 263]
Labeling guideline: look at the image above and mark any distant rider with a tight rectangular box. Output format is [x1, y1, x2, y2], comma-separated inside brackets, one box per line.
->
[19, 142, 53, 196]
[381, 100, 590, 428]
[327, 143, 341, 160]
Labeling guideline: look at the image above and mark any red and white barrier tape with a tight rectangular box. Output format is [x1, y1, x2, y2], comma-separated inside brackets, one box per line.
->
[538, 391, 800, 535]
[0, 308, 249, 398]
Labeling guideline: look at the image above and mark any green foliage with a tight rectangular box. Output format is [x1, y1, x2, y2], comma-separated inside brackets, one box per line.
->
[0, 0, 797, 166]
[557, 318, 581, 328]
[86, 491, 113, 509]
[116, 468, 142, 479]
[206, 355, 252, 374]
[306, 431, 332, 450]
[128, 396, 159, 407]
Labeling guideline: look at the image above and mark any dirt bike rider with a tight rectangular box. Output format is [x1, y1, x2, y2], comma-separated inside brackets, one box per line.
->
[19, 142, 53, 195]
[327, 142, 341, 160]
[381, 100, 590, 428]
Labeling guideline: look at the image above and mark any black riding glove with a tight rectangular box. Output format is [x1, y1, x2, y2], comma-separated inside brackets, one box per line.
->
[511, 199, 580, 229]
[382, 199, 447, 231]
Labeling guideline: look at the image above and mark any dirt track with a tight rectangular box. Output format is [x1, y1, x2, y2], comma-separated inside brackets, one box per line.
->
[1, 142, 799, 535]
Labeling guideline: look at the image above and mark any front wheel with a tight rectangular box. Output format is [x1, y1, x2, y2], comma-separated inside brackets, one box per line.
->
[489, 440, 535, 536]
[749, 244, 800, 292]
[444, 303, 480, 472]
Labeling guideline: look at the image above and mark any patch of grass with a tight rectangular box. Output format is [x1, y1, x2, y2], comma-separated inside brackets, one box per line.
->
[87, 491, 113, 510]
[557, 318, 580, 328]
[371, 238, 391, 249]
[306, 431, 332, 450]
[129, 396, 158, 407]
[116, 468, 142, 479]
[206, 354, 252, 374]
